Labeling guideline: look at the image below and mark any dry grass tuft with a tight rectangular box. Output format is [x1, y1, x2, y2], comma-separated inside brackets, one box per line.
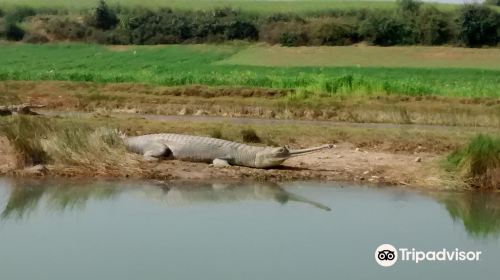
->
[0, 116, 144, 176]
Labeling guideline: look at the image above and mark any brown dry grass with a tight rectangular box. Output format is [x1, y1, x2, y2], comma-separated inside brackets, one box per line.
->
[0, 116, 145, 177]
[220, 45, 500, 69]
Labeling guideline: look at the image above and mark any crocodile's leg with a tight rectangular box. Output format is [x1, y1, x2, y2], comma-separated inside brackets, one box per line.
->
[143, 142, 171, 161]
[212, 158, 231, 168]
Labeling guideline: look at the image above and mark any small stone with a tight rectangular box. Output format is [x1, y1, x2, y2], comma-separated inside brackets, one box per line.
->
[178, 107, 188, 115]
[194, 109, 207, 116]
[415, 157, 422, 162]
[337, 155, 344, 159]
[363, 171, 370, 175]
[23, 164, 48, 175]
[355, 148, 361, 152]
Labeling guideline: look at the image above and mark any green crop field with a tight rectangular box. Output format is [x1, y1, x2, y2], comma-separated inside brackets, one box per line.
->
[0, 0, 462, 13]
[0, 43, 499, 98]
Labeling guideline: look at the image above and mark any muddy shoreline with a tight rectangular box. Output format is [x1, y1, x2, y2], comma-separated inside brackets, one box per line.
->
[1, 136, 447, 189]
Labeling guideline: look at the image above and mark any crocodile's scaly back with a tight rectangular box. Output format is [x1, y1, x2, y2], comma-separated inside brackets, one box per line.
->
[125, 134, 267, 167]
[124, 133, 332, 168]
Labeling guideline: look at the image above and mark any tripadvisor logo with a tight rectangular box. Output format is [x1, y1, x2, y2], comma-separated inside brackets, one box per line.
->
[375, 244, 398, 267]
[375, 244, 482, 267]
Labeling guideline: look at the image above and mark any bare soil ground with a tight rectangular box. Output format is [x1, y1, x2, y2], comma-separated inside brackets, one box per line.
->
[139, 142, 445, 188]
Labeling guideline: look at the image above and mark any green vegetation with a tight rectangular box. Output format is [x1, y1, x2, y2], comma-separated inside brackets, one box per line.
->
[0, 1, 498, 47]
[486, 0, 500, 7]
[0, 44, 499, 98]
[1, 181, 119, 219]
[447, 134, 500, 189]
[0, 0, 411, 13]
[84, 0, 119, 30]
[441, 192, 500, 237]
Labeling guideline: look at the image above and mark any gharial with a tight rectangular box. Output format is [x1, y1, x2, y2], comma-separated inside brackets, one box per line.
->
[124, 133, 333, 168]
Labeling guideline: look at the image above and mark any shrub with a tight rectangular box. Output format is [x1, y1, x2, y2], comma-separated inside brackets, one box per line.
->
[397, 0, 422, 15]
[447, 134, 500, 189]
[124, 8, 193, 44]
[359, 13, 415, 45]
[260, 20, 308, 45]
[5, 22, 25, 41]
[308, 17, 357, 45]
[45, 17, 90, 41]
[456, 4, 500, 47]
[5, 6, 36, 22]
[224, 20, 258, 40]
[416, 6, 453, 45]
[280, 32, 300, 46]
[241, 128, 261, 143]
[85, 0, 119, 30]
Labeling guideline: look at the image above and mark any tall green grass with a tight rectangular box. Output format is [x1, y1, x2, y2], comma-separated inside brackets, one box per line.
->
[0, 44, 499, 98]
[447, 134, 500, 189]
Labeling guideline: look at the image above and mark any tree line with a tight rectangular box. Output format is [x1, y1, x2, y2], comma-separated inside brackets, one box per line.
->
[0, 0, 499, 47]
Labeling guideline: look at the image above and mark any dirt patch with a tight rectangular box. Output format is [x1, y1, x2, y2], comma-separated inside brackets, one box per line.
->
[137, 143, 446, 188]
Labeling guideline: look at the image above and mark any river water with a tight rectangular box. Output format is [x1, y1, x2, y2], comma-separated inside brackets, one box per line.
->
[0, 178, 499, 280]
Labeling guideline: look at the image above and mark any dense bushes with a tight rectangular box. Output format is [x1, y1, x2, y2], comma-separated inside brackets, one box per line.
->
[1, 0, 499, 47]
[84, 0, 118, 30]
[359, 13, 415, 46]
[45, 17, 91, 41]
[416, 6, 453, 45]
[4, 22, 25, 41]
[456, 4, 500, 47]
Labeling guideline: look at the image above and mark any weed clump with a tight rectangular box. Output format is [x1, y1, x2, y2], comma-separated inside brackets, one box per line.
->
[447, 134, 500, 189]
[209, 128, 223, 139]
[0, 116, 142, 176]
[241, 128, 261, 143]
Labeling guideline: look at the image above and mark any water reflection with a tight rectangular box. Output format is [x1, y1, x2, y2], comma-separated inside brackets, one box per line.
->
[1, 180, 119, 220]
[0, 180, 330, 221]
[439, 192, 500, 238]
[140, 181, 331, 211]
[3, 179, 500, 239]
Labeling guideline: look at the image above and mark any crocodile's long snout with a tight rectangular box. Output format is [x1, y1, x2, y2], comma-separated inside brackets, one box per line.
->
[288, 144, 333, 157]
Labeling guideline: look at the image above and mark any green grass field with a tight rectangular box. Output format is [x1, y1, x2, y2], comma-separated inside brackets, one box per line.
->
[1, 43, 499, 98]
[0, 0, 463, 13]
